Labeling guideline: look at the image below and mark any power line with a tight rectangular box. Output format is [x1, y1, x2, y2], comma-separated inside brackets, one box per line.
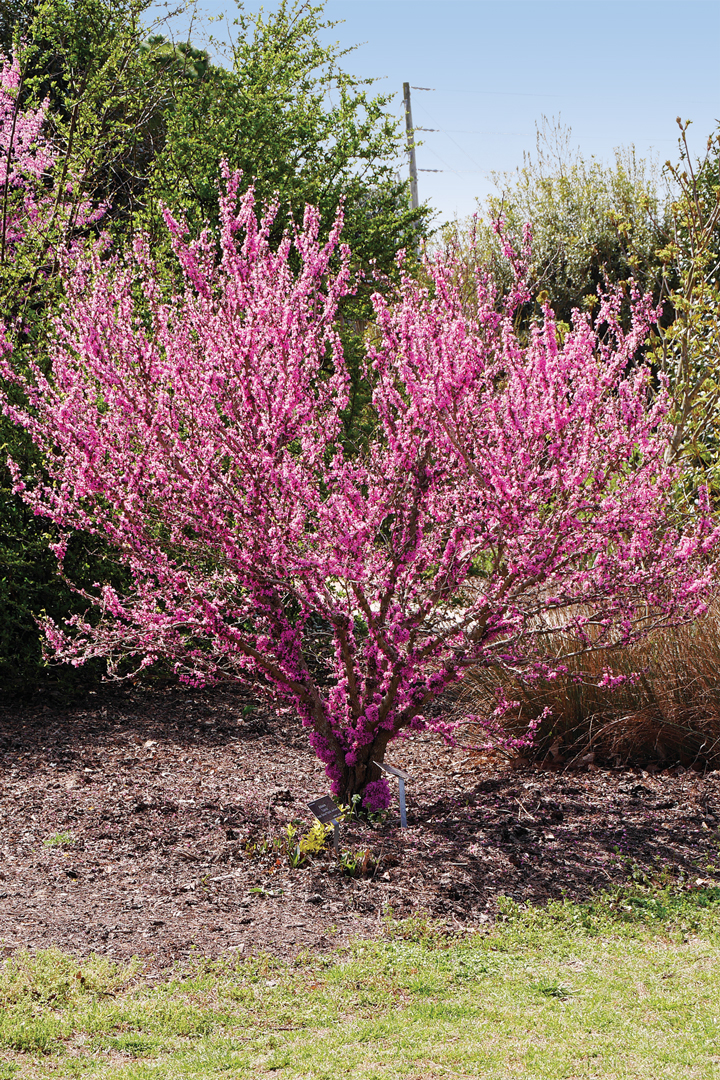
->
[419, 127, 534, 137]
[416, 100, 486, 174]
[426, 86, 719, 107]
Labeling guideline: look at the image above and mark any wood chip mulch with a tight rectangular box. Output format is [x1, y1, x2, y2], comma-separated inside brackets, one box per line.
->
[1, 684, 719, 971]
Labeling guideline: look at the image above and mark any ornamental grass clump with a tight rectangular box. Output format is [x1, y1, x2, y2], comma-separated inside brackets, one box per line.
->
[460, 601, 720, 768]
[1, 169, 717, 804]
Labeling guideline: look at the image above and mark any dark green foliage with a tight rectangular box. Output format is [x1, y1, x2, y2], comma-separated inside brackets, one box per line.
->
[142, 1, 428, 267]
[0, 0, 34, 50]
[0, 484, 110, 698]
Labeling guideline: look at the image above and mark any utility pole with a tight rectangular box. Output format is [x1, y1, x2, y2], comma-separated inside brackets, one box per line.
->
[403, 82, 419, 210]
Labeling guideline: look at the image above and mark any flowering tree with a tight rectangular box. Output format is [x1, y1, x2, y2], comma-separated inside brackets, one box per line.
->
[0, 49, 54, 262]
[0, 46, 106, 295]
[2, 172, 717, 806]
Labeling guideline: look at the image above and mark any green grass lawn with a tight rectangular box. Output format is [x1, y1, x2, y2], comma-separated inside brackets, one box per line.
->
[1, 887, 719, 1079]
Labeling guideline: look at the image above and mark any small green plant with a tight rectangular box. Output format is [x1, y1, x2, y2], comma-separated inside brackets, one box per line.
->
[284, 823, 307, 869]
[289, 821, 333, 867]
[43, 831, 74, 848]
[336, 794, 362, 822]
[496, 895, 521, 919]
[299, 821, 332, 856]
[287, 832, 306, 869]
[247, 821, 333, 869]
[338, 847, 377, 878]
[336, 793, 386, 825]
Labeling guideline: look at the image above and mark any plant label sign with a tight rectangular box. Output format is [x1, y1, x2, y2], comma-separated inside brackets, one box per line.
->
[374, 761, 409, 782]
[374, 761, 410, 828]
[308, 795, 340, 854]
[308, 796, 339, 824]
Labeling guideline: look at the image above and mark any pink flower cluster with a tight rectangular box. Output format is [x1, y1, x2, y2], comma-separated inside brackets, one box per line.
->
[0, 51, 54, 256]
[362, 779, 392, 813]
[0, 49, 103, 271]
[2, 170, 717, 800]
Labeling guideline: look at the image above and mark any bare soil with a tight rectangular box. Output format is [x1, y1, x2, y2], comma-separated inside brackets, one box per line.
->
[1, 683, 719, 970]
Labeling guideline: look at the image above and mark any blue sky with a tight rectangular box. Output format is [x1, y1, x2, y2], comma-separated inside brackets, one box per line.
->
[147, 1, 720, 226]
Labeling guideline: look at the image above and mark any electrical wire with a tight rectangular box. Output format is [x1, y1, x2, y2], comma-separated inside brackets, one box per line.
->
[416, 100, 486, 173]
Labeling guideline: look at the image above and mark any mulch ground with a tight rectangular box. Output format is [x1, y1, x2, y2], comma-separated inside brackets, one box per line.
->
[1, 683, 719, 971]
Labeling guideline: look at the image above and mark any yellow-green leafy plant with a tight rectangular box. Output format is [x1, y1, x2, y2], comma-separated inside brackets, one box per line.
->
[652, 121, 720, 486]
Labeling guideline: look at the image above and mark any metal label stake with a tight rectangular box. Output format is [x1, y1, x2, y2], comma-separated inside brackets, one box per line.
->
[374, 761, 411, 828]
[398, 778, 407, 829]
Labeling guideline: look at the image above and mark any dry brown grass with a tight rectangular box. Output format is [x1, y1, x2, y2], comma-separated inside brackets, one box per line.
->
[457, 605, 720, 768]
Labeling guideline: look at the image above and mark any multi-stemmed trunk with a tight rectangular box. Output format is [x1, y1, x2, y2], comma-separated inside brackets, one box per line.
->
[337, 728, 394, 804]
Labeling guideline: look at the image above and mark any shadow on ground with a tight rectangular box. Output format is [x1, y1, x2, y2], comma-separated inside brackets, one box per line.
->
[0, 684, 718, 969]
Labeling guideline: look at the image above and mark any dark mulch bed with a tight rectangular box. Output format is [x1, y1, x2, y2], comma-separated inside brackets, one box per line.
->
[1, 683, 719, 971]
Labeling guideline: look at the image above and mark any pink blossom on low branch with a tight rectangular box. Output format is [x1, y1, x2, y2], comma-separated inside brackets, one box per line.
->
[1, 171, 717, 801]
[362, 778, 392, 813]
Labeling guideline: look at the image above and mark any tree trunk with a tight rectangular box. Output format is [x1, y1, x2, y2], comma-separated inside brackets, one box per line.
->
[337, 729, 393, 804]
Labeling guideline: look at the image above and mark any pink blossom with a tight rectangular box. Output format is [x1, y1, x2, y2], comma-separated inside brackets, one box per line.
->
[0, 49, 104, 263]
[362, 778, 392, 813]
[0, 51, 54, 255]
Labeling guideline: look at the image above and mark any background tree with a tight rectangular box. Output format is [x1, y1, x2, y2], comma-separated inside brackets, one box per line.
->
[143, 0, 426, 269]
[444, 117, 667, 331]
[2, 176, 715, 802]
[652, 121, 720, 484]
[446, 117, 720, 487]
